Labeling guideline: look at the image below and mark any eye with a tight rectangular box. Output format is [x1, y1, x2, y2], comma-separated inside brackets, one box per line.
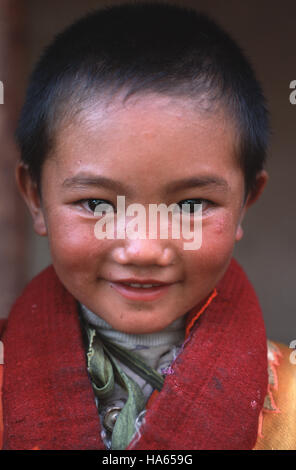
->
[177, 198, 212, 213]
[80, 199, 115, 214]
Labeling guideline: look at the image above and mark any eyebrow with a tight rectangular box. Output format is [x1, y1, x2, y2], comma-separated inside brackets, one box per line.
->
[165, 176, 230, 193]
[62, 175, 126, 193]
[62, 174, 229, 193]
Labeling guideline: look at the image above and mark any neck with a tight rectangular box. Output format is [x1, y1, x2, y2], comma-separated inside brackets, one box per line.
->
[80, 304, 186, 349]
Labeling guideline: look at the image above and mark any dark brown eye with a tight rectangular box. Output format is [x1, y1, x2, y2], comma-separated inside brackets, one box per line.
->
[87, 199, 114, 213]
[178, 199, 206, 213]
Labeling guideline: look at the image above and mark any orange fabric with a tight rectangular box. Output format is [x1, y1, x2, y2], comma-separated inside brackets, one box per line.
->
[185, 288, 218, 339]
[253, 342, 296, 450]
[146, 389, 159, 409]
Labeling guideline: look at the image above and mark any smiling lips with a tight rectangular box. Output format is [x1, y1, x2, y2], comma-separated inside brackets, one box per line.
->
[109, 279, 173, 301]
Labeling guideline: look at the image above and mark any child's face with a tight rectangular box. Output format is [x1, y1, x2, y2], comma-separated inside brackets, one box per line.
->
[19, 94, 267, 334]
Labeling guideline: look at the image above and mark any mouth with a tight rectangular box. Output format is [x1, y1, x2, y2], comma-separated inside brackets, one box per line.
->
[109, 279, 175, 301]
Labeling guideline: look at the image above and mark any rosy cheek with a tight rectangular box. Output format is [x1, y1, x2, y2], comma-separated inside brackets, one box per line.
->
[200, 214, 237, 260]
[213, 219, 226, 236]
[212, 212, 235, 235]
[47, 214, 106, 268]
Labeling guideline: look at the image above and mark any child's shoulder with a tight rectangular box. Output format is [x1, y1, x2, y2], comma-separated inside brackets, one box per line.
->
[254, 340, 296, 450]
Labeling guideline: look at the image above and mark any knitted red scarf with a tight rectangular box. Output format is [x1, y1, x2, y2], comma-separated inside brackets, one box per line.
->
[2, 258, 267, 450]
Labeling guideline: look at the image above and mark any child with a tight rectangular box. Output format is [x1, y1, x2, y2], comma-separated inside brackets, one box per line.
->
[0, 2, 295, 450]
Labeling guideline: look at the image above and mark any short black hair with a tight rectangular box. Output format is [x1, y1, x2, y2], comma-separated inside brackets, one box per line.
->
[16, 1, 269, 197]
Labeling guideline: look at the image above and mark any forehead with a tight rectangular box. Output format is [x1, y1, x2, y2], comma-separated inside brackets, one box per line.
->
[48, 93, 242, 195]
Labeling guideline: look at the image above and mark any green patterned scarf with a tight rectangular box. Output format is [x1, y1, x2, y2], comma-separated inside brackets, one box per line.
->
[84, 325, 164, 450]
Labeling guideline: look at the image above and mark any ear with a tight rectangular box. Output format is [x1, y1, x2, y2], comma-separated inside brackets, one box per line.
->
[235, 169, 269, 241]
[15, 163, 48, 236]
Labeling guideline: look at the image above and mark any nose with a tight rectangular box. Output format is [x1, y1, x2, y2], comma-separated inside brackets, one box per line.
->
[112, 238, 176, 267]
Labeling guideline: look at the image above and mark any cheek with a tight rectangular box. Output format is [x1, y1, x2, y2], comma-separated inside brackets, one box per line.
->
[206, 213, 237, 256]
[46, 213, 107, 273]
[186, 214, 237, 277]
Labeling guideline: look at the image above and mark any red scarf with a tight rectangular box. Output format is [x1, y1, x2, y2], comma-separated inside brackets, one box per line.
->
[2, 258, 267, 450]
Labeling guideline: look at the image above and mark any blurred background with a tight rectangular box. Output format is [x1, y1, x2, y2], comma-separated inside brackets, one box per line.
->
[0, 0, 295, 344]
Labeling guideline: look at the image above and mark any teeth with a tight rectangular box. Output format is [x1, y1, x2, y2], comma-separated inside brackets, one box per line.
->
[123, 283, 161, 288]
